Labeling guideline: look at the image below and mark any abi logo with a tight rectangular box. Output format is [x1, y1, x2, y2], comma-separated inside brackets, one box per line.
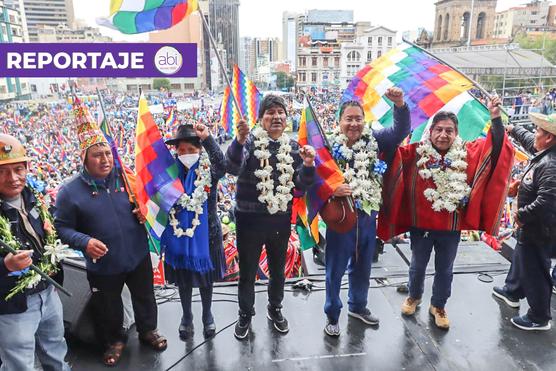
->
[154, 46, 183, 75]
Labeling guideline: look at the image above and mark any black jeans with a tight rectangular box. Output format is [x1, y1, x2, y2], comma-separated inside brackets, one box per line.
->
[235, 212, 291, 317]
[87, 255, 158, 347]
[504, 233, 553, 323]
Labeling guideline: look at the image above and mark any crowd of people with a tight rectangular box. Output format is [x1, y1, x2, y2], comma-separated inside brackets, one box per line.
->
[0, 86, 555, 369]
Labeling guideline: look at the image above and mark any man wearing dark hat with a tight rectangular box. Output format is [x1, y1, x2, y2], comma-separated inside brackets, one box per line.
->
[54, 101, 167, 366]
[226, 94, 316, 340]
[162, 123, 226, 340]
[492, 112, 556, 331]
[0, 134, 70, 370]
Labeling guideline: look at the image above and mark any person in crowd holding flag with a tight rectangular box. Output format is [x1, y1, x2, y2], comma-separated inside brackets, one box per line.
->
[54, 103, 167, 367]
[492, 113, 556, 331]
[226, 94, 316, 340]
[161, 123, 226, 340]
[0, 134, 70, 371]
[323, 87, 410, 337]
[379, 96, 514, 330]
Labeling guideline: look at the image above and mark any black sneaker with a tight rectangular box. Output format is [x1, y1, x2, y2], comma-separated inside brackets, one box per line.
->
[203, 322, 216, 339]
[267, 305, 289, 333]
[348, 308, 380, 325]
[179, 322, 194, 340]
[234, 314, 250, 340]
[511, 314, 551, 331]
[492, 286, 520, 308]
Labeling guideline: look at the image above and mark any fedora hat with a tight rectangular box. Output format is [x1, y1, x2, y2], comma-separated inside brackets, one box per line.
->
[320, 196, 357, 234]
[165, 124, 199, 146]
[529, 112, 556, 136]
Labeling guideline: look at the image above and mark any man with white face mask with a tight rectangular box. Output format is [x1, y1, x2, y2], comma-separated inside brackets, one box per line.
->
[162, 124, 227, 340]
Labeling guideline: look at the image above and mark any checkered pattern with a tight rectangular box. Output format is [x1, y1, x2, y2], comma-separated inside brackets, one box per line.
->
[342, 42, 491, 142]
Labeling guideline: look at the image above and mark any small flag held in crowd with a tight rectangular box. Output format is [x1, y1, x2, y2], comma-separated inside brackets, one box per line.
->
[342, 41, 491, 142]
[165, 107, 177, 131]
[220, 65, 262, 136]
[134, 95, 184, 246]
[98, 0, 198, 34]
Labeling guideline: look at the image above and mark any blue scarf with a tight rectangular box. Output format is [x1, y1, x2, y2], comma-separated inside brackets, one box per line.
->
[161, 161, 213, 273]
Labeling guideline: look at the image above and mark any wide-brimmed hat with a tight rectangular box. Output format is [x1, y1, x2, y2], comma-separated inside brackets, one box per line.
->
[529, 112, 556, 136]
[165, 124, 199, 146]
[320, 196, 357, 234]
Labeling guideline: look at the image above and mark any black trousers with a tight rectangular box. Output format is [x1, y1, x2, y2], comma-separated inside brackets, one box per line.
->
[87, 255, 158, 347]
[235, 212, 291, 317]
[504, 235, 553, 323]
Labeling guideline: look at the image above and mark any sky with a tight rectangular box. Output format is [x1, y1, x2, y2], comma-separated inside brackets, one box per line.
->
[74, 0, 537, 41]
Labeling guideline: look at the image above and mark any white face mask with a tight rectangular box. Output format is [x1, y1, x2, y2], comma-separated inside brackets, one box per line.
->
[178, 153, 200, 168]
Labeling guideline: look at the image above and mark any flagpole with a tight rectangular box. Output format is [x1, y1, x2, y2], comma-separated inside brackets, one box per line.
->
[96, 88, 161, 255]
[197, 7, 244, 119]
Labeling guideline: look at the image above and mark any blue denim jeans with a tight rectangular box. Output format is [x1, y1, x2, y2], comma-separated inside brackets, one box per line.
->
[324, 211, 377, 324]
[0, 285, 70, 371]
[408, 229, 461, 309]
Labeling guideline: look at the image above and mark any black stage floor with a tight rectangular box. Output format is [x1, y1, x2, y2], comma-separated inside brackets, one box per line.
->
[67, 241, 556, 371]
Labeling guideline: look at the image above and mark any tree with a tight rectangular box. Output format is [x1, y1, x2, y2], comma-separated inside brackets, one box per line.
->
[153, 78, 171, 91]
[515, 33, 556, 65]
[274, 72, 295, 91]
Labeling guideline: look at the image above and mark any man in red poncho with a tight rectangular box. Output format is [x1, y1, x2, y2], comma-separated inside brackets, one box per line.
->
[378, 96, 514, 329]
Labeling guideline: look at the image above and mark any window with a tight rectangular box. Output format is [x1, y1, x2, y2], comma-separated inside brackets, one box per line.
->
[443, 13, 450, 41]
[347, 50, 361, 62]
[368, 37, 372, 45]
[378, 36, 382, 46]
[312, 57, 318, 67]
[299, 72, 306, 82]
[367, 51, 373, 61]
[437, 14, 443, 41]
[323, 57, 328, 67]
[311, 72, 317, 82]
[377, 50, 382, 58]
[388, 36, 393, 46]
[461, 12, 470, 39]
[334, 57, 340, 67]
[299, 57, 306, 67]
[476, 12, 486, 39]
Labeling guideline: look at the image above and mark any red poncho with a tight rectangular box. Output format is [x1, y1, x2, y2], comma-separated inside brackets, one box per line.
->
[378, 131, 515, 240]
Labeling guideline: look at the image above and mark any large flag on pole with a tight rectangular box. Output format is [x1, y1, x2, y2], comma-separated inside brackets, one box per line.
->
[342, 41, 491, 142]
[98, 0, 198, 34]
[295, 97, 345, 243]
[220, 65, 262, 136]
[135, 95, 184, 245]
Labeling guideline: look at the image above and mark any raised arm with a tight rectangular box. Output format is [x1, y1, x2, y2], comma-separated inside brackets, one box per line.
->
[373, 88, 411, 153]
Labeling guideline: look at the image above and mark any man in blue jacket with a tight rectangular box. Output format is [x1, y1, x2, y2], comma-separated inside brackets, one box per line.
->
[0, 134, 70, 371]
[55, 105, 167, 366]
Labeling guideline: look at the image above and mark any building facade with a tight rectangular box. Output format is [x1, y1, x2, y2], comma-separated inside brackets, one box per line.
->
[282, 11, 302, 70]
[8, 0, 74, 42]
[494, 1, 552, 39]
[209, 0, 240, 76]
[340, 26, 397, 89]
[0, 0, 30, 100]
[432, 0, 497, 47]
[36, 23, 111, 42]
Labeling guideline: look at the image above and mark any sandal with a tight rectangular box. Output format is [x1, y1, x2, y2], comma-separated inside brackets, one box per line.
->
[103, 342, 125, 367]
[139, 329, 168, 351]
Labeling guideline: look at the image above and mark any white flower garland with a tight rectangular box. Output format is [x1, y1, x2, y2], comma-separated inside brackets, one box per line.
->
[252, 126, 295, 214]
[416, 136, 471, 213]
[169, 150, 211, 238]
[330, 126, 384, 212]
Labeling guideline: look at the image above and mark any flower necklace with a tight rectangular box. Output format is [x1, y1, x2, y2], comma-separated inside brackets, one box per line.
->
[331, 126, 387, 213]
[252, 126, 295, 215]
[169, 150, 211, 238]
[0, 187, 73, 300]
[416, 136, 470, 213]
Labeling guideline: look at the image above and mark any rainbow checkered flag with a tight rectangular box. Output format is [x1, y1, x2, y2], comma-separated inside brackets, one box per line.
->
[342, 41, 491, 142]
[98, 0, 198, 34]
[135, 95, 184, 252]
[220, 65, 262, 136]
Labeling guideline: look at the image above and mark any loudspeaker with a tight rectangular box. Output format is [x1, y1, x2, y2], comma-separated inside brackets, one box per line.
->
[60, 258, 135, 344]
